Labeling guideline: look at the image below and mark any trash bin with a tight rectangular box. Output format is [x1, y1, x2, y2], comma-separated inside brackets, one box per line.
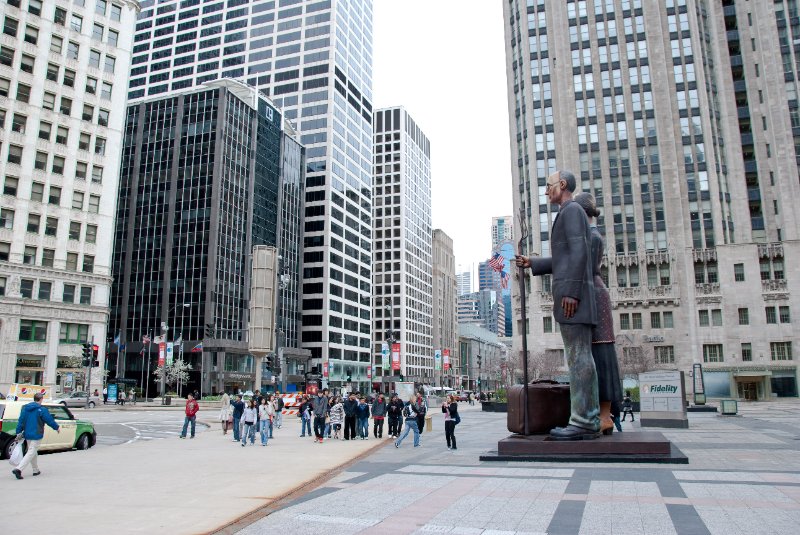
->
[720, 399, 737, 415]
[164, 396, 172, 406]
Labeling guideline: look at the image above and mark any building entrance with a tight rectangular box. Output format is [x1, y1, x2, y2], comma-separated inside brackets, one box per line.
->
[737, 381, 759, 401]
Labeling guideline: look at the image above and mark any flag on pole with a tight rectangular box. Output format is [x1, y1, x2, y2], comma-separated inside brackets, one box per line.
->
[500, 270, 510, 289]
[191, 342, 203, 352]
[175, 334, 183, 346]
[113, 332, 121, 347]
[488, 252, 505, 272]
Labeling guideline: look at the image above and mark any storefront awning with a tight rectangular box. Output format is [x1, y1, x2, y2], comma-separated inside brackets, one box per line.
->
[733, 371, 772, 377]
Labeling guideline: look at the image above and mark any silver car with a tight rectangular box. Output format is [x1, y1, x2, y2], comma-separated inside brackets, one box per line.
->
[56, 391, 101, 409]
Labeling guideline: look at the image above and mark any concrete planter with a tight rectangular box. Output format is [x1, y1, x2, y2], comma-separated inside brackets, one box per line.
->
[481, 402, 508, 413]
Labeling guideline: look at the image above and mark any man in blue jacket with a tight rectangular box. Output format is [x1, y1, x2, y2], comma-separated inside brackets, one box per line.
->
[13, 392, 60, 479]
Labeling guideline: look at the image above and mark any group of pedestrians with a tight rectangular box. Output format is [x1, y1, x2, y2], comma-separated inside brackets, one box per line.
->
[215, 391, 285, 446]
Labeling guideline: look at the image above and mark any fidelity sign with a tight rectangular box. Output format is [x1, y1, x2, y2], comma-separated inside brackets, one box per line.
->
[639, 370, 688, 428]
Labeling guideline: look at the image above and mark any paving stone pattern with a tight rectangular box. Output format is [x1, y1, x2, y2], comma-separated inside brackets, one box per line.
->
[238, 401, 800, 535]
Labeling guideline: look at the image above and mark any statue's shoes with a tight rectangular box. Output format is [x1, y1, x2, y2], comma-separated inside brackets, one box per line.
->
[549, 425, 600, 441]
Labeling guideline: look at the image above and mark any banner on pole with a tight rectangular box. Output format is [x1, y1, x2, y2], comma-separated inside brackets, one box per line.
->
[158, 342, 166, 366]
[434, 350, 442, 370]
[166, 342, 174, 365]
[381, 342, 390, 372]
[443, 349, 450, 370]
[391, 343, 401, 371]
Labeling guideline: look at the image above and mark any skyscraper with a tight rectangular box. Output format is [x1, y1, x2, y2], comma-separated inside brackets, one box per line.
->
[372, 106, 433, 387]
[432, 229, 457, 386]
[491, 215, 513, 249]
[109, 79, 304, 395]
[456, 268, 472, 296]
[0, 0, 139, 393]
[504, 0, 799, 398]
[127, 0, 375, 381]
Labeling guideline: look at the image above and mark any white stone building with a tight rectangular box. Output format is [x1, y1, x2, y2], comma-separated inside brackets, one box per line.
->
[0, 0, 140, 394]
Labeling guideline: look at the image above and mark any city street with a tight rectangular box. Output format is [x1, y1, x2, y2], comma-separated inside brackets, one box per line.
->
[70, 408, 211, 446]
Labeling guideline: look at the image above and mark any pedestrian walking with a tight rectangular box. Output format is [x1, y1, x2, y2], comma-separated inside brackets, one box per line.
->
[323, 395, 334, 438]
[442, 394, 459, 450]
[266, 394, 276, 438]
[343, 392, 358, 440]
[11, 392, 60, 479]
[356, 396, 370, 439]
[274, 392, 284, 428]
[219, 392, 231, 435]
[242, 400, 257, 446]
[179, 393, 199, 439]
[118, 390, 126, 406]
[300, 397, 313, 437]
[329, 397, 344, 439]
[231, 394, 245, 442]
[394, 396, 420, 448]
[313, 389, 329, 443]
[258, 397, 274, 446]
[387, 394, 404, 438]
[129, 389, 137, 406]
[102, 386, 108, 404]
[468, 392, 474, 406]
[621, 391, 635, 422]
[371, 393, 387, 438]
[414, 393, 427, 439]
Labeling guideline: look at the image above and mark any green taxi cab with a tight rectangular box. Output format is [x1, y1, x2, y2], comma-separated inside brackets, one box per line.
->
[0, 400, 97, 459]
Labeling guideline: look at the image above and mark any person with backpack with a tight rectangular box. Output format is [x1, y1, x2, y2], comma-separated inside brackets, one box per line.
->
[12, 392, 60, 479]
[414, 393, 427, 440]
[442, 394, 460, 450]
[343, 392, 358, 440]
[387, 394, 404, 438]
[371, 393, 387, 438]
[394, 395, 421, 448]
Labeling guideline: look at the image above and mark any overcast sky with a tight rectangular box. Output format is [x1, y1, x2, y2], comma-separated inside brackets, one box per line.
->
[372, 1, 513, 280]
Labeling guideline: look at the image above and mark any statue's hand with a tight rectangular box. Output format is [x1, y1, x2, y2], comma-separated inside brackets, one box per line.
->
[514, 255, 530, 268]
[562, 297, 579, 319]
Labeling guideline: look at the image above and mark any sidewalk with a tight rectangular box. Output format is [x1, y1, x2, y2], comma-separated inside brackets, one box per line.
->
[0, 413, 387, 533]
[237, 400, 800, 535]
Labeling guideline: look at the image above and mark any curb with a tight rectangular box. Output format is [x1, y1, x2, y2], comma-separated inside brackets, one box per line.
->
[207, 437, 391, 535]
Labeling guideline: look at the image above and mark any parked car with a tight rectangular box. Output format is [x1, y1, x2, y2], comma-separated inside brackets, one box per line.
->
[55, 391, 101, 409]
[0, 400, 97, 459]
[454, 391, 469, 402]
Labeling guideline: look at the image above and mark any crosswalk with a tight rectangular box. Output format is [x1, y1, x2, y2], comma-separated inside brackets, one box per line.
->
[94, 419, 209, 446]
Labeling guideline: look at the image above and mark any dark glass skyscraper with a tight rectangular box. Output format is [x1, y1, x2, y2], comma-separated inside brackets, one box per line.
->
[109, 79, 304, 395]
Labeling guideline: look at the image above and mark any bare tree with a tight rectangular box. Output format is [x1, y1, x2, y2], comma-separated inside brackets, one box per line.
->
[616, 335, 657, 380]
[506, 349, 566, 385]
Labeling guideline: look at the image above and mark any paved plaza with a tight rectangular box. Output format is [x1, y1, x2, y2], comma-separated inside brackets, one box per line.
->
[237, 401, 800, 535]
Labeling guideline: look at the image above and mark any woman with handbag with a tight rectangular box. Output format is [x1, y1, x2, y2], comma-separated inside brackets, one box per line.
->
[442, 394, 459, 450]
[219, 392, 231, 435]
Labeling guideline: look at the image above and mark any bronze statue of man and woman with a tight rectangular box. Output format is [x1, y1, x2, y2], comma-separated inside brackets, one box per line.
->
[516, 170, 622, 440]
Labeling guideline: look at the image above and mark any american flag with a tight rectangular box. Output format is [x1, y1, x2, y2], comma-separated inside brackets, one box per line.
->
[500, 270, 510, 289]
[488, 252, 505, 272]
[142, 334, 151, 344]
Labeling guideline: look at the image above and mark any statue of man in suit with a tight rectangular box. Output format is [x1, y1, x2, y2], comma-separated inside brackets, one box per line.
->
[515, 170, 600, 440]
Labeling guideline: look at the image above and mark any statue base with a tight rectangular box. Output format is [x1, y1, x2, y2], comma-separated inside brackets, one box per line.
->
[480, 431, 687, 464]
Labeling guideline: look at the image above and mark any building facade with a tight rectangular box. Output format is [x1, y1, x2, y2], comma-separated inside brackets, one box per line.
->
[109, 79, 303, 396]
[457, 323, 508, 393]
[0, 0, 140, 394]
[432, 228, 458, 387]
[503, 0, 800, 400]
[457, 289, 505, 337]
[371, 106, 433, 389]
[491, 215, 513, 248]
[456, 268, 472, 296]
[127, 0, 374, 389]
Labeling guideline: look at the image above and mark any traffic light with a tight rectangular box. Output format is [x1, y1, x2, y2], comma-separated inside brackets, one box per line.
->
[81, 343, 92, 367]
[204, 323, 215, 338]
[92, 344, 100, 367]
[399, 374, 404, 381]
[477, 354, 482, 368]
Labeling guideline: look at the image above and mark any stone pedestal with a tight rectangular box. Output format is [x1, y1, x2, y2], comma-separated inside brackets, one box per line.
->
[481, 431, 687, 463]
